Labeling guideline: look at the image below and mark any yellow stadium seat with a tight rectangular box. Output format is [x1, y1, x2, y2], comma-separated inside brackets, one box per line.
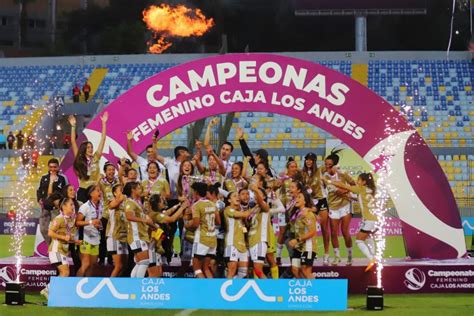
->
[464, 126, 471, 132]
[256, 134, 262, 139]
[465, 86, 472, 91]
[449, 116, 456, 122]
[460, 139, 466, 145]
[264, 127, 271, 133]
[442, 122, 450, 127]
[454, 167, 462, 174]
[400, 86, 407, 92]
[446, 96, 454, 101]
[428, 116, 435, 122]
[451, 132, 458, 138]
[425, 77, 432, 83]
[448, 174, 454, 181]
[460, 155, 467, 161]
[3, 100, 15, 106]
[439, 86, 446, 92]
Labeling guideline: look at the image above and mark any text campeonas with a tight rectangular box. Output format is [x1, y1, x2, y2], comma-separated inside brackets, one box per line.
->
[146, 61, 350, 108]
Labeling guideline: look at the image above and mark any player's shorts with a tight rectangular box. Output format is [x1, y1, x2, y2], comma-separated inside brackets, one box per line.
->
[267, 230, 276, 254]
[148, 247, 162, 267]
[329, 203, 351, 220]
[277, 212, 287, 226]
[107, 237, 129, 255]
[192, 242, 217, 258]
[316, 198, 329, 213]
[301, 251, 317, 266]
[225, 245, 249, 262]
[80, 241, 99, 256]
[359, 220, 377, 233]
[250, 242, 267, 263]
[49, 252, 68, 266]
[129, 239, 149, 253]
[291, 249, 302, 268]
[181, 239, 194, 262]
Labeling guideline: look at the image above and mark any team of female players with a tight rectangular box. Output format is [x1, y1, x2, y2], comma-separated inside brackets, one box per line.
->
[45, 114, 379, 291]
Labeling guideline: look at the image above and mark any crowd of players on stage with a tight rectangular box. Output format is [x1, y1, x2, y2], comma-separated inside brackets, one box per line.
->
[38, 113, 379, 297]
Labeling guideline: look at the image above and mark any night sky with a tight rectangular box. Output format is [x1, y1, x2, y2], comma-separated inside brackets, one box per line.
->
[184, 0, 472, 53]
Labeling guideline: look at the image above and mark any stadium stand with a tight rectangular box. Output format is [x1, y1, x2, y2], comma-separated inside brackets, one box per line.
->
[368, 59, 474, 147]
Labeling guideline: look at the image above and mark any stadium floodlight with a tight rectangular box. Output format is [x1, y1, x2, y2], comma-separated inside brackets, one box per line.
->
[5, 281, 26, 305]
[366, 286, 384, 310]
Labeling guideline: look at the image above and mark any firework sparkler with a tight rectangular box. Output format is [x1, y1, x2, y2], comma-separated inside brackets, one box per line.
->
[9, 99, 61, 280]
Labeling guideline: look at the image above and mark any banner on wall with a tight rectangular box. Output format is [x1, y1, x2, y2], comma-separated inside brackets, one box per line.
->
[59, 53, 465, 259]
[48, 277, 348, 310]
[0, 217, 38, 235]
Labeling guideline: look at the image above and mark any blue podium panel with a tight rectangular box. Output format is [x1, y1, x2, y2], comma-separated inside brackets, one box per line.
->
[48, 277, 348, 311]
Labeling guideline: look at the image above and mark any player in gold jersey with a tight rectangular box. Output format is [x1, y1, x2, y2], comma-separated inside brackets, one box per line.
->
[195, 147, 224, 185]
[123, 182, 154, 278]
[224, 191, 251, 278]
[248, 182, 271, 278]
[302, 152, 331, 265]
[327, 173, 378, 272]
[69, 113, 108, 203]
[190, 182, 221, 278]
[42, 198, 82, 299]
[177, 160, 196, 203]
[147, 194, 188, 277]
[289, 192, 317, 279]
[48, 198, 82, 275]
[105, 184, 129, 277]
[141, 161, 170, 206]
[322, 150, 356, 266]
[224, 162, 248, 193]
[277, 159, 300, 260]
